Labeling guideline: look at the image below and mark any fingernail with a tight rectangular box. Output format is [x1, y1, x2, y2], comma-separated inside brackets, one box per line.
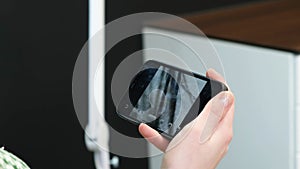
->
[199, 92, 233, 144]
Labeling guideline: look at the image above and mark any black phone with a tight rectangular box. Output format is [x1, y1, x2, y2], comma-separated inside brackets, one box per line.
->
[116, 60, 228, 140]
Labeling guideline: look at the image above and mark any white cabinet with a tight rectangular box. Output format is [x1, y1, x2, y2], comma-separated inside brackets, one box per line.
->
[142, 5, 300, 168]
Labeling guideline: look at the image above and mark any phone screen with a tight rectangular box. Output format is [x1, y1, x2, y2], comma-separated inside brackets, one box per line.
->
[117, 60, 226, 139]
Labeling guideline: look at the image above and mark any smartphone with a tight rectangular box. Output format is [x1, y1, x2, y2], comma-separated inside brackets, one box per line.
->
[116, 60, 228, 140]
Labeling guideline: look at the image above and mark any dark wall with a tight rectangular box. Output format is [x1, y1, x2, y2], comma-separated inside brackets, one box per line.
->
[0, 0, 94, 169]
[106, 0, 261, 21]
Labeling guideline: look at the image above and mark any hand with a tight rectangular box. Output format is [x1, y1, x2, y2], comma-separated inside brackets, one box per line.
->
[138, 69, 235, 169]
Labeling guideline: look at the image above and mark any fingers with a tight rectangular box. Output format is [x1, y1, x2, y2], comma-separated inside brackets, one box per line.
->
[205, 69, 235, 147]
[138, 123, 170, 152]
[209, 94, 235, 151]
[199, 91, 234, 143]
[206, 68, 226, 84]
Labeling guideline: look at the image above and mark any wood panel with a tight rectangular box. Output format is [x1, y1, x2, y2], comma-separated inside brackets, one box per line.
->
[146, 0, 300, 52]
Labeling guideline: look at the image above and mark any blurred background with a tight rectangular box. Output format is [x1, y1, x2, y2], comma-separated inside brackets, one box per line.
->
[0, 0, 262, 169]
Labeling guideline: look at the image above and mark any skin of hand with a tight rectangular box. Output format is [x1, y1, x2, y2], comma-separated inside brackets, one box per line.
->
[138, 69, 235, 169]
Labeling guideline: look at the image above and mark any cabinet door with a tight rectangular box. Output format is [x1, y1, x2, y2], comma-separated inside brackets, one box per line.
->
[213, 39, 296, 169]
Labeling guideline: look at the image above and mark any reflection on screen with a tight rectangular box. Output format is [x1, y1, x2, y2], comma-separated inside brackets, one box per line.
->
[130, 66, 207, 136]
